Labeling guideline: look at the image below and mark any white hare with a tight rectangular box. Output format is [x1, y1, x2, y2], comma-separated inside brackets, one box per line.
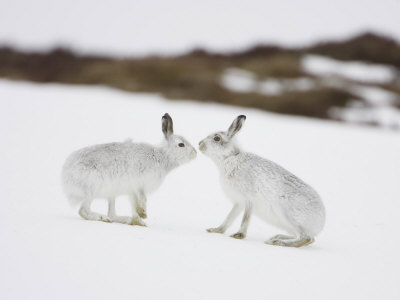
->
[199, 115, 325, 247]
[62, 113, 197, 226]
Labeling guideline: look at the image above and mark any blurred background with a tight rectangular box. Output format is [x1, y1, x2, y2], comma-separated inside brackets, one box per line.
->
[2, 2, 400, 300]
[1, 0, 400, 129]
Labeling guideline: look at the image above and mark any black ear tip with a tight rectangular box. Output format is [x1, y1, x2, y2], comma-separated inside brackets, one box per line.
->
[162, 113, 171, 119]
[238, 115, 246, 120]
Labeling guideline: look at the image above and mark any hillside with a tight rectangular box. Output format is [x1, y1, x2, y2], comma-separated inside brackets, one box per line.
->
[1, 33, 399, 128]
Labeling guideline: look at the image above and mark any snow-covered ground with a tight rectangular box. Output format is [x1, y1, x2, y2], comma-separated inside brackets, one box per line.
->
[1, 80, 400, 300]
[1, 0, 400, 56]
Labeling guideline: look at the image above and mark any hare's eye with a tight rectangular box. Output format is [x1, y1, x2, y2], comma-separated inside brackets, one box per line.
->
[178, 143, 185, 147]
[214, 136, 221, 142]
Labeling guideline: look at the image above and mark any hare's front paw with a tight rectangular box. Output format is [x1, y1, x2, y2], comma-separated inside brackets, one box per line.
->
[206, 227, 225, 234]
[230, 232, 245, 239]
[131, 216, 147, 227]
[137, 207, 147, 219]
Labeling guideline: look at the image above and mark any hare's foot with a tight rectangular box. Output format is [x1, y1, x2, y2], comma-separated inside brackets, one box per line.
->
[131, 216, 146, 227]
[135, 191, 147, 219]
[265, 235, 314, 247]
[206, 227, 225, 234]
[79, 207, 111, 223]
[99, 215, 112, 222]
[136, 207, 147, 219]
[228, 202, 252, 240]
[130, 193, 147, 223]
[110, 216, 133, 224]
[267, 234, 294, 241]
[230, 232, 246, 239]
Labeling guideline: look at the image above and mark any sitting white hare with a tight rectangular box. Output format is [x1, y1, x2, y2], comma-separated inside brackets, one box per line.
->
[199, 115, 325, 247]
[62, 113, 197, 226]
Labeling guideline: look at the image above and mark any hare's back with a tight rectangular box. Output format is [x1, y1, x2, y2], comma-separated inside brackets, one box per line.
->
[231, 153, 315, 194]
[63, 142, 155, 174]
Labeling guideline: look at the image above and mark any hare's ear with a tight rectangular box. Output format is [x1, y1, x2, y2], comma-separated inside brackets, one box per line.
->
[162, 113, 174, 139]
[227, 115, 246, 139]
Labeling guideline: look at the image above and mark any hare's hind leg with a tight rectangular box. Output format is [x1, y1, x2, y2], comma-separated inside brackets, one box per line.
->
[265, 234, 295, 245]
[79, 198, 111, 222]
[136, 190, 147, 219]
[207, 203, 242, 234]
[265, 234, 314, 247]
[107, 198, 132, 224]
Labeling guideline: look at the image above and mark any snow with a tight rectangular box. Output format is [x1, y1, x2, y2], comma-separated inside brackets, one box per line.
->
[301, 55, 398, 83]
[221, 69, 315, 95]
[258, 77, 316, 95]
[349, 85, 398, 106]
[1, 79, 400, 299]
[220, 68, 257, 93]
[1, 0, 400, 56]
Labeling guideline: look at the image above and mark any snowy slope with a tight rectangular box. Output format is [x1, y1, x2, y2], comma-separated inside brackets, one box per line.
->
[1, 80, 400, 300]
[1, 0, 399, 56]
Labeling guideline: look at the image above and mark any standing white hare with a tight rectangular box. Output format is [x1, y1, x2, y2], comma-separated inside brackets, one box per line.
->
[62, 113, 197, 226]
[199, 115, 325, 247]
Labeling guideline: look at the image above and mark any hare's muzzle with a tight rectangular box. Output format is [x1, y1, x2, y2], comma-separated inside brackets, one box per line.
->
[199, 140, 206, 152]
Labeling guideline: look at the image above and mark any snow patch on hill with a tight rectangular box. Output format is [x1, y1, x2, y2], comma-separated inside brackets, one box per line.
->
[301, 55, 398, 83]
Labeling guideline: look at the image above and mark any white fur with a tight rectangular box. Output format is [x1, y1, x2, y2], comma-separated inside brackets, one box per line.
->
[62, 114, 197, 225]
[199, 115, 325, 247]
